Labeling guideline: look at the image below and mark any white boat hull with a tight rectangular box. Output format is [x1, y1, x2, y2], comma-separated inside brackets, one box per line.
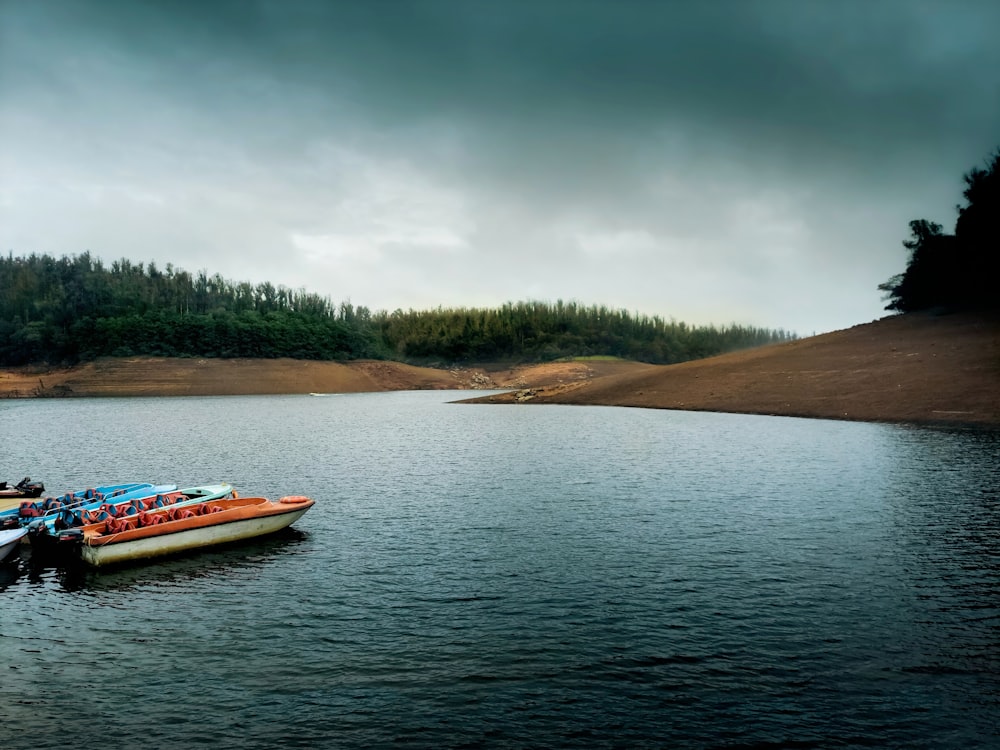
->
[80, 507, 309, 567]
[0, 527, 28, 562]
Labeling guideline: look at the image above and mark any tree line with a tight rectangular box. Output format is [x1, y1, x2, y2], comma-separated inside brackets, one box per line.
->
[880, 147, 999, 313]
[0, 252, 795, 367]
[377, 302, 792, 364]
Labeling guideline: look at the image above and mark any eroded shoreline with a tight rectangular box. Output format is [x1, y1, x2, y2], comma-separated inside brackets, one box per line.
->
[2, 312, 997, 428]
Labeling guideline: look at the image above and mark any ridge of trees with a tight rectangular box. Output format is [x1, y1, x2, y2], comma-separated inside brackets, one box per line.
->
[0, 252, 795, 367]
[880, 147, 999, 313]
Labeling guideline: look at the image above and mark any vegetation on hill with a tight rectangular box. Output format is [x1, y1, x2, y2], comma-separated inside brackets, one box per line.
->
[377, 301, 791, 364]
[0, 253, 793, 367]
[880, 147, 999, 313]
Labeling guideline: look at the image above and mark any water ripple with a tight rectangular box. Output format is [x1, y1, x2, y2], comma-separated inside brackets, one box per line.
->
[1, 396, 998, 747]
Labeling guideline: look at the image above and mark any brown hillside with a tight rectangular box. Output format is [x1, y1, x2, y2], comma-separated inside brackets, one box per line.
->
[0, 358, 449, 398]
[467, 312, 1000, 427]
[0, 355, 641, 399]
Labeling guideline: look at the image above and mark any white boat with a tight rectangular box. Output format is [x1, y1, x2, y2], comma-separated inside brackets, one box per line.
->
[0, 527, 28, 562]
[68, 495, 314, 567]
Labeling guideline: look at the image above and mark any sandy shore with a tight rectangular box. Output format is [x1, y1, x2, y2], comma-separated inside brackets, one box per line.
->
[2, 311, 997, 427]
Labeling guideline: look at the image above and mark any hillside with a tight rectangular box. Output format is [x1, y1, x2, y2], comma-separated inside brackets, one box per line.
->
[0, 354, 646, 399]
[2, 311, 997, 427]
[467, 311, 1000, 427]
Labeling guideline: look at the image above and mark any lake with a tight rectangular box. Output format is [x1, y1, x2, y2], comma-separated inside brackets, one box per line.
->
[2, 392, 999, 748]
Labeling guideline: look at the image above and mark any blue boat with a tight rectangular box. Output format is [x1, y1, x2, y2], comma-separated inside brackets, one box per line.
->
[31, 483, 179, 536]
[0, 483, 153, 531]
[60, 483, 233, 529]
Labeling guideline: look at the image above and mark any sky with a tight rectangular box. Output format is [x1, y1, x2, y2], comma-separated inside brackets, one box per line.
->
[1, 0, 998, 335]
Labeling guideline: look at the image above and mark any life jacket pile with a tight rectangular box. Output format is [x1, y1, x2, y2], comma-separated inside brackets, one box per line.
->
[54, 493, 184, 530]
[100, 502, 224, 536]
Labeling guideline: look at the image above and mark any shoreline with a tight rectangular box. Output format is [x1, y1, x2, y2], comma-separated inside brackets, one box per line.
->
[465, 311, 1000, 429]
[2, 311, 997, 429]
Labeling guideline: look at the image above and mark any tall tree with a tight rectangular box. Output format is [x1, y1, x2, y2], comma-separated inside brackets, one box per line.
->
[881, 148, 999, 312]
[954, 150, 1000, 308]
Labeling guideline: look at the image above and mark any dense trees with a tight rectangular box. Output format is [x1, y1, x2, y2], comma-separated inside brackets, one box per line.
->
[0, 252, 794, 367]
[0, 253, 382, 365]
[880, 149, 999, 313]
[373, 302, 791, 365]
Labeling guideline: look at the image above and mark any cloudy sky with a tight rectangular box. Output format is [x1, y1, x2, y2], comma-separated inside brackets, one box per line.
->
[2, 0, 997, 335]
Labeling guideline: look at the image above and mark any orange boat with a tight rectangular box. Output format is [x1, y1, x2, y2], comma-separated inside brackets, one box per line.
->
[60, 495, 315, 567]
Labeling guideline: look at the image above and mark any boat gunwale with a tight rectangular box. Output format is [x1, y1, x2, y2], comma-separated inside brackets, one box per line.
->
[84, 483, 233, 518]
[8, 482, 153, 521]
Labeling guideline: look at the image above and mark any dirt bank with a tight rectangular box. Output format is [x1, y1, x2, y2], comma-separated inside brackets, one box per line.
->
[2, 311, 997, 427]
[466, 311, 1000, 427]
[0, 354, 642, 399]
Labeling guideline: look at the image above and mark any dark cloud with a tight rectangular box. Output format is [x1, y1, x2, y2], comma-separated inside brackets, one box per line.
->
[1, 0, 997, 333]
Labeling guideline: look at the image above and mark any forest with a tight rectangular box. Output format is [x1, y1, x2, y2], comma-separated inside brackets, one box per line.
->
[0, 253, 794, 367]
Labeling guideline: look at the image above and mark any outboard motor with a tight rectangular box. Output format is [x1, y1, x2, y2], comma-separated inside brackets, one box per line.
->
[56, 528, 84, 545]
[16, 477, 44, 497]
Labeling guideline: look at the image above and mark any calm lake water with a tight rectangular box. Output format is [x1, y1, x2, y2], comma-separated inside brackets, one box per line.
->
[1, 392, 999, 748]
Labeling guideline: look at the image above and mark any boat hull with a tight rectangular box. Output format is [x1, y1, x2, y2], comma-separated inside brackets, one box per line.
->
[0, 527, 28, 562]
[79, 499, 312, 567]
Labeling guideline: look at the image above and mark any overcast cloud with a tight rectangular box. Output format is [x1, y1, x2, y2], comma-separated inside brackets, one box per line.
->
[2, 0, 997, 334]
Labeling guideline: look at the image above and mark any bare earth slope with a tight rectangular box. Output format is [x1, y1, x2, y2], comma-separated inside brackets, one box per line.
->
[0, 358, 456, 397]
[469, 311, 1000, 427]
[0, 355, 641, 399]
[1, 312, 997, 427]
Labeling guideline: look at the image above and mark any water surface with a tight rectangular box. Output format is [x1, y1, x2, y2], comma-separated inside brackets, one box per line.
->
[2, 393, 998, 748]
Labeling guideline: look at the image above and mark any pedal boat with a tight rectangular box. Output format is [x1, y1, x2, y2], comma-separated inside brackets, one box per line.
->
[27, 484, 234, 556]
[2, 483, 152, 530]
[62, 495, 315, 567]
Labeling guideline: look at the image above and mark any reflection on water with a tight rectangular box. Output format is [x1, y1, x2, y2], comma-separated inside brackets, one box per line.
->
[2, 527, 310, 594]
[1, 394, 999, 749]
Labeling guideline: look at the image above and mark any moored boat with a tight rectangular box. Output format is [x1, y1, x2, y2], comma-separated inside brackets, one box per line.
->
[30, 483, 234, 555]
[0, 527, 28, 563]
[62, 483, 233, 527]
[0, 478, 45, 513]
[33, 483, 178, 535]
[62, 495, 315, 567]
[0, 477, 44, 499]
[5, 483, 155, 532]
[2, 483, 151, 528]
